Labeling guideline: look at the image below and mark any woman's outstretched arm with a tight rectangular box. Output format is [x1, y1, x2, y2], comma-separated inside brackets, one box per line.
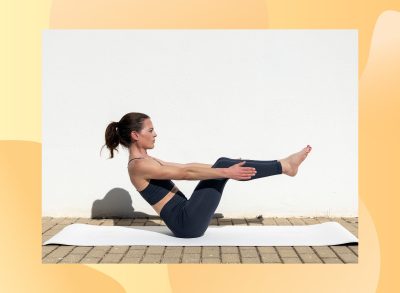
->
[186, 163, 212, 168]
[151, 156, 212, 168]
[136, 158, 257, 181]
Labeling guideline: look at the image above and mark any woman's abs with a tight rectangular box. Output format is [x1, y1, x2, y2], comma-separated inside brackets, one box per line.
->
[151, 185, 179, 216]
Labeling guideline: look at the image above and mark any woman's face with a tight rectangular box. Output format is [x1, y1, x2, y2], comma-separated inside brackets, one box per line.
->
[134, 118, 157, 149]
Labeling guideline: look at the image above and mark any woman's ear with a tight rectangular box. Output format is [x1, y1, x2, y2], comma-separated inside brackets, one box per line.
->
[131, 131, 139, 141]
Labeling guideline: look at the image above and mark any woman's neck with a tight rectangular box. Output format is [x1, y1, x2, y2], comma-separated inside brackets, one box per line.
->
[129, 147, 148, 159]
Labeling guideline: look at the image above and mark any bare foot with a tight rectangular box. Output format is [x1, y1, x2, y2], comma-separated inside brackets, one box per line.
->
[278, 145, 312, 176]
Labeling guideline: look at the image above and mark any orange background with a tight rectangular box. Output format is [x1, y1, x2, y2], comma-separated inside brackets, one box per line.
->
[1, 0, 400, 292]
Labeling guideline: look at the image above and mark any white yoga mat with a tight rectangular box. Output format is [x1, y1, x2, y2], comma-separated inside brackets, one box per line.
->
[43, 222, 358, 246]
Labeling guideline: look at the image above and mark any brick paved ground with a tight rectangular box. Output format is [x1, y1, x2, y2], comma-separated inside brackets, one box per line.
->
[42, 216, 358, 264]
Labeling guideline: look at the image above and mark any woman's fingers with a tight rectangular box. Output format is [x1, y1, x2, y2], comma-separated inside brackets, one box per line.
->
[240, 168, 257, 179]
[231, 161, 257, 180]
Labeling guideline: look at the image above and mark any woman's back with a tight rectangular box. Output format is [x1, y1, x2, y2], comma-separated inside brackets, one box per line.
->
[128, 156, 182, 215]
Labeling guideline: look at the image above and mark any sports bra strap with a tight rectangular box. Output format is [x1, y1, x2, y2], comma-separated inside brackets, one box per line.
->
[128, 157, 144, 166]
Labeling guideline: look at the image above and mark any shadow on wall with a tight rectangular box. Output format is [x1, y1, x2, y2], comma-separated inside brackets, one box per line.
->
[91, 187, 224, 220]
[91, 187, 151, 219]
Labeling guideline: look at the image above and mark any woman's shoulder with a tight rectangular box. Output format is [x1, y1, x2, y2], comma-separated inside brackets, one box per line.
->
[128, 156, 162, 173]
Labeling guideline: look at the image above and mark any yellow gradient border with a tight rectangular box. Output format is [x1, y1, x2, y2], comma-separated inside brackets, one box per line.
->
[2, 1, 400, 292]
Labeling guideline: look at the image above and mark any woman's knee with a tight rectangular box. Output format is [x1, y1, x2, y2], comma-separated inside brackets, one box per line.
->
[212, 157, 230, 167]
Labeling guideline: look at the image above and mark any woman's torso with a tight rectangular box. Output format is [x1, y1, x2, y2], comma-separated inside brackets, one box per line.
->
[127, 156, 178, 216]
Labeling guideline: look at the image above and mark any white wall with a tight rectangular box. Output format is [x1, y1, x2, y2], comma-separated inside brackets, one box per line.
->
[42, 29, 358, 218]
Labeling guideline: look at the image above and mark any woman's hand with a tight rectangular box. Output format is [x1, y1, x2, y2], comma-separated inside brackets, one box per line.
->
[226, 161, 257, 180]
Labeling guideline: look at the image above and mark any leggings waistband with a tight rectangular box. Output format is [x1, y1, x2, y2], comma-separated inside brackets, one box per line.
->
[159, 193, 187, 221]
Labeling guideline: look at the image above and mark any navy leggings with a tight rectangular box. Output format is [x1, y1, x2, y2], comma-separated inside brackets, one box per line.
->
[159, 157, 283, 238]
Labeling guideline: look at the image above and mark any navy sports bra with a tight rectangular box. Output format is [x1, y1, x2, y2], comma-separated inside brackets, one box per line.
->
[128, 157, 187, 205]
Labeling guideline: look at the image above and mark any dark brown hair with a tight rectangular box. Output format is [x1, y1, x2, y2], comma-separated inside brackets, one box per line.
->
[101, 112, 150, 159]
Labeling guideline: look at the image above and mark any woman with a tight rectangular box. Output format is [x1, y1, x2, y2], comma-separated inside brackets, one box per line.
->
[102, 112, 312, 238]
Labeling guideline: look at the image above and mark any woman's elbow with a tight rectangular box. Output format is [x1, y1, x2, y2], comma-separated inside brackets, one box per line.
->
[181, 167, 192, 180]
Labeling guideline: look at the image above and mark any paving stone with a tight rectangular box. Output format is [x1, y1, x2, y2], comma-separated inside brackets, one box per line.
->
[42, 222, 57, 233]
[257, 246, 276, 253]
[181, 253, 201, 263]
[120, 257, 142, 263]
[260, 254, 281, 263]
[41, 234, 53, 244]
[145, 220, 161, 226]
[70, 246, 93, 254]
[75, 218, 92, 224]
[276, 247, 297, 258]
[101, 219, 115, 226]
[42, 245, 58, 257]
[315, 217, 331, 223]
[131, 222, 146, 226]
[348, 245, 358, 256]
[88, 219, 105, 225]
[218, 218, 233, 225]
[221, 246, 239, 253]
[132, 218, 147, 223]
[246, 218, 263, 225]
[126, 249, 146, 257]
[221, 253, 241, 263]
[282, 257, 302, 264]
[202, 258, 221, 264]
[46, 246, 75, 258]
[128, 245, 147, 250]
[343, 217, 358, 224]
[100, 253, 124, 263]
[262, 218, 277, 225]
[302, 217, 319, 225]
[240, 246, 258, 250]
[109, 246, 130, 254]
[241, 257, 261, 263]
[210, 218, 218, 225]
[299, 253, 323, 263]
[115, 219, 133, 226]
[248, 222, 262, 226]
[59, 218, 76, 224]
[141, 254, 162, 263]
[202, 247, 220, 258]
[312, 246, 336, 258]
[293, 246, 313, 254]
[42, 256, 62, 263]
[165, 246, 183, 252]
[322, 257, 343, 264]
[59, 254, 85, 263]
[340, 254, 358, 263]
[232, 218, 247, 225]
[183, 246, 201, 253]
[42, 217, 53, 222]
[161, 257, 181, 263]
[275, 218, 291, 225]
[164, 250, 182, 258]
[287, 218, 305, 225]
[239, 247, 258, 258]
[86, 248, 110, 258]
[337, 218, 358, 237]
[146, 246, 165, 254]
[80, 257, 101, 264]
[43, 224, 69, 236]
[92, 246, 112, 250]
[330, 245, 353, 254]
[152, 219, 165, 226]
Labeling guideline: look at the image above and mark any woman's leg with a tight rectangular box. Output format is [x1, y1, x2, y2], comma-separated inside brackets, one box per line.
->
[181, 157, 282, 237]
[216, 157, 283, 180]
